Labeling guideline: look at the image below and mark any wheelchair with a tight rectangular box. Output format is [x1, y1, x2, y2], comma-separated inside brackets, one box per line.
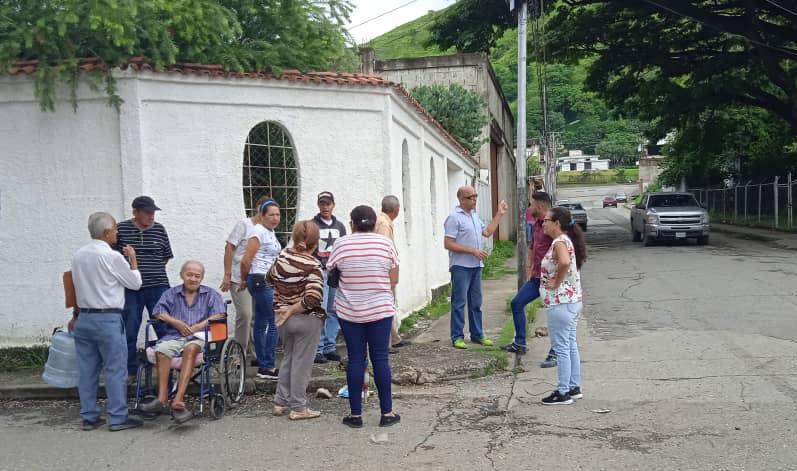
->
[132, 305, 246, 420]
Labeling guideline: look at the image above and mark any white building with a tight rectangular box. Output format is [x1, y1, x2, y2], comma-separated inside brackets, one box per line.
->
[0, 60, 485, 346]
[557, 150, 611, 172]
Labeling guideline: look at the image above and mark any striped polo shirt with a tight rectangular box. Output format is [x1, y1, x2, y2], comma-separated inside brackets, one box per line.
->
[115, 219, 173, 288]
[327, 233, 399, 323]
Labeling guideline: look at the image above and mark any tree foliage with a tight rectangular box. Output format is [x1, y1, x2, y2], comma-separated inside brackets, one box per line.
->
[546, 1, 797, 135]
[411, 84, 488, 154]
[660, 107, 797, 186]
[425, 0, 513, 53]
[428, 0, 797, 180]
[0, 0, 356, 111]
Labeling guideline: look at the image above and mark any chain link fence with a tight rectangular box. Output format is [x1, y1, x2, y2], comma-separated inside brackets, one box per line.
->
[688, 173, 795, 231]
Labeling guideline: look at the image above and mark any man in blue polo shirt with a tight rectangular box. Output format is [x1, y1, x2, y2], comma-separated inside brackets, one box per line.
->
[115, 195, 174, 376]
[444, 185, 508, 350]
[139, 260, 226, 423]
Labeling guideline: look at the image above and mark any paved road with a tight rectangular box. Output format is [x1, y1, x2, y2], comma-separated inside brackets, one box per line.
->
[3, 185, 797, 470]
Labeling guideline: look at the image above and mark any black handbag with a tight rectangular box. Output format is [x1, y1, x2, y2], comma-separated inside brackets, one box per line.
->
[327, 267, 341, 288]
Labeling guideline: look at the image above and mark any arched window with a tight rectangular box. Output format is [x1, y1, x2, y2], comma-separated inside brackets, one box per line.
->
[401, 140, 412, 236]
[242, 121, 299, 245]
[429, 156, 437, 236]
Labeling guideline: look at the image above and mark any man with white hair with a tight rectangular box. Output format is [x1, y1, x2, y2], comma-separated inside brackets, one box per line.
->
[139, 260, 226, 423]
[70, 212, 143, 431]
[375, 195, 407, 350]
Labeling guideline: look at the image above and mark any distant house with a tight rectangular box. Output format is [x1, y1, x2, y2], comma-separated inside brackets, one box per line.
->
[361, 49, 517, 241]
[0, 60, 478, 345]
[640, 134, 673, 191]
[557, 150, 610, 171]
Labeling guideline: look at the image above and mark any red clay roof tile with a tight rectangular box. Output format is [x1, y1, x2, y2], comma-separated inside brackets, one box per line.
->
[7, 58, 475, 163]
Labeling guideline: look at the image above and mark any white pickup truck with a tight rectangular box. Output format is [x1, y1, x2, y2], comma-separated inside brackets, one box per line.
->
[630, 192, 710, 246]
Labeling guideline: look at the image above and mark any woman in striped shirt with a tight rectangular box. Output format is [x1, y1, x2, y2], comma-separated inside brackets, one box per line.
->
[328, 205, 401, 428]
[267, 220, 326, 420]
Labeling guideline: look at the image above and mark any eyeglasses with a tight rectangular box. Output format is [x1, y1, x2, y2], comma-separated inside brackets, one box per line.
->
[543, 218, 553, 222]
[464, 194, 478, 200]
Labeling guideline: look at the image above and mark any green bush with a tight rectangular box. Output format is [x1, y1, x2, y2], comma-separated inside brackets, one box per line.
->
[558, 168, 639, 185]
[0, 345, 49, 371]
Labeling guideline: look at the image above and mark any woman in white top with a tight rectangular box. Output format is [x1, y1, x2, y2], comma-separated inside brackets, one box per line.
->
[240, 199, 282, 379]
[539, 206, 587, 405]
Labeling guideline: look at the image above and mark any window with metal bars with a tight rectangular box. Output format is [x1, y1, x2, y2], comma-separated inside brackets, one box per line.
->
[242, 122, 299, 245]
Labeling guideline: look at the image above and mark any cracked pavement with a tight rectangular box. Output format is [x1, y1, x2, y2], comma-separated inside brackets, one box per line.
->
[3, 184, 797, 470]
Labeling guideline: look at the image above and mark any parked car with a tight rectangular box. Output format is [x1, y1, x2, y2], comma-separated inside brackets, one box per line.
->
[615, 192, 628, 203]
[630, 192, 710, 246]
[602, 196, 618, 208]
[555, 200, 588, 231]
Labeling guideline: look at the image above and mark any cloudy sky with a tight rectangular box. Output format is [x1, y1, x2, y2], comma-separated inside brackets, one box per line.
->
[346, 0, 457, 44]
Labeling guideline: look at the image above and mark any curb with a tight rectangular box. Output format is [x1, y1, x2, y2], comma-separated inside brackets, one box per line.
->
[0, 375, 346, 401]
[711, 224, 777, 242]
[711, 224, 796, 251]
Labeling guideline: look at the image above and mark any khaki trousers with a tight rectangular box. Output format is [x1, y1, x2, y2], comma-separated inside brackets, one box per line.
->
[230, 282, 255, 357]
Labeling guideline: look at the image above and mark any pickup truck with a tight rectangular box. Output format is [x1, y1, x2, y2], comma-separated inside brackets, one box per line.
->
[630, 192, 710, 246]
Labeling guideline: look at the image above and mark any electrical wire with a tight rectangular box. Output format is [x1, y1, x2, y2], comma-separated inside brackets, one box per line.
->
[762, 0, 797, 19]
[639, 0, 797, 59]
[348, 0, 420, 30]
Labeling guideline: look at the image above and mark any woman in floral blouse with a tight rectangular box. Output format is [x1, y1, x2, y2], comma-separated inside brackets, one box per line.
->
[539, 206, 587, 405]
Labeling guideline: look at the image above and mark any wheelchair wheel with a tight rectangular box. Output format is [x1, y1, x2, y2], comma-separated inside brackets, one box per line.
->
[220, 339, 246, 407]
[133, 362, 154, 410]
[210, 393, 226, 419]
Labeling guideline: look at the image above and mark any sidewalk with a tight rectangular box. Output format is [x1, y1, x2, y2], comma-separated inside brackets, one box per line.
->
[0, 255, 523, 400]
[712, 222, 797, 250]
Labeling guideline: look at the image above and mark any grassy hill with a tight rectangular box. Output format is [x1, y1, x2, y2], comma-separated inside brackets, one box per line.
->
[366, 9, 454, 60]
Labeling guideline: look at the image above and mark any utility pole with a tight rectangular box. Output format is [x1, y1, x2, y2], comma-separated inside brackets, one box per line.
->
[511, 0, 528, 289]
[547, 131, 558, 200]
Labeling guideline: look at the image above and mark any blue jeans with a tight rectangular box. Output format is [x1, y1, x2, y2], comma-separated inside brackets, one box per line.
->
[73, 312, 129, 425]
[510, 278, 541, 347]
[317, 277, 339, 354]
[449, 265, 484, 343]
[247, 273, 277, 370]
[339, 316, 393, 415]
[123, 285, 168, 375]
[547, 302, 582, 394]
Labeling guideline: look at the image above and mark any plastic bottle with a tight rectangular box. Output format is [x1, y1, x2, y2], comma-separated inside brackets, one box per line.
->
[42, 330, 79, 388]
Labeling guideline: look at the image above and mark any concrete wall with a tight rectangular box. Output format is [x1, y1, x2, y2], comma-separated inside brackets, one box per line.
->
[640, 156, 665, 191]
[0, 71, 476, 345]
[373, 54, 517, 241]
[0, 78, 127, 345]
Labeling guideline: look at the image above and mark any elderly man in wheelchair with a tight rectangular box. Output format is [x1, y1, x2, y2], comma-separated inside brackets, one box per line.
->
[138, 260, 227, 423]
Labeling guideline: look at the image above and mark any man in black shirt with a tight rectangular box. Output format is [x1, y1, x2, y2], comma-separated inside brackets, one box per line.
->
[115, 196, 174, 375]
[312, 191, 347, 364]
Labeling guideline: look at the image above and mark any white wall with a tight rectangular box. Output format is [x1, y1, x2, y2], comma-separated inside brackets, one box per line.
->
[0, 78, 126, 345]
[0, 71, 475, 345]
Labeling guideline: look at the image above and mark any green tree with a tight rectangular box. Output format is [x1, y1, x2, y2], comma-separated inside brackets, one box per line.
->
[411, 84, 488, 154]
[546, 1, 797, 135]
[527, 156, 542, 176]
[0, 0, 355, 111]
[425, 0, 513, 53]
[661, 107, 797, 187]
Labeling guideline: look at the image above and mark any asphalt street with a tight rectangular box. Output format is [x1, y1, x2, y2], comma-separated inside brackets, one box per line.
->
[2, 184, 796, 470]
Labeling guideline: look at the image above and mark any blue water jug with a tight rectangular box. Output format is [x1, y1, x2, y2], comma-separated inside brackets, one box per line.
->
[42, 330, 79, 388]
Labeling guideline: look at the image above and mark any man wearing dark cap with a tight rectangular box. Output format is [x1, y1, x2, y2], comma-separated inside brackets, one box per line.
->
[312, 191, 347, 364]
[115, 196, 174, 376]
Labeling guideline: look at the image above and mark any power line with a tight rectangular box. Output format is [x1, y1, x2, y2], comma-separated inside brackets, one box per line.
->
[639, 0, 797, 59]
[763, 0, 797, 19]
[348, 0, 420, 30]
